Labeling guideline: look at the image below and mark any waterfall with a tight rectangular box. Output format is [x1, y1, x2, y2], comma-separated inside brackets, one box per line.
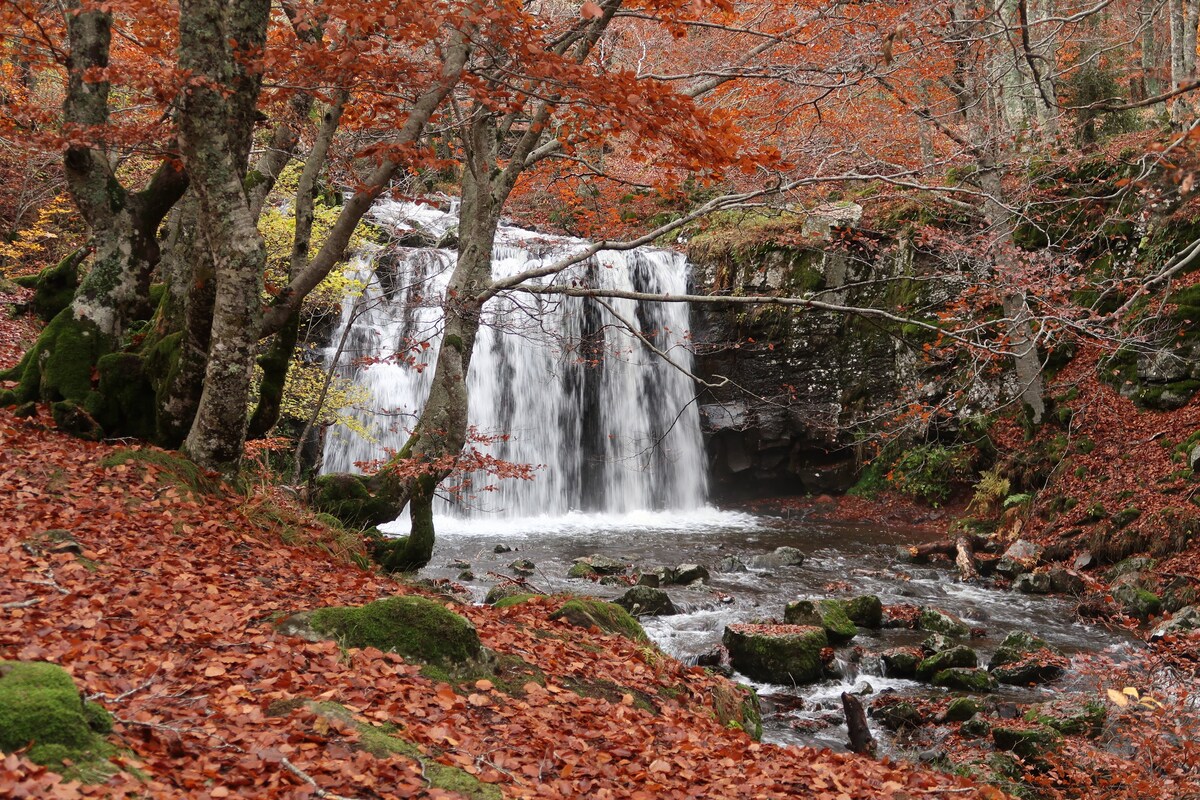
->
[320, 199, 708, 521]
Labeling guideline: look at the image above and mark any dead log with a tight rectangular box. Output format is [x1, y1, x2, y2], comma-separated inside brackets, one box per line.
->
[841, 692, 876, 756]
[905, 534, 991, 563]
[955, 535, 979, 582]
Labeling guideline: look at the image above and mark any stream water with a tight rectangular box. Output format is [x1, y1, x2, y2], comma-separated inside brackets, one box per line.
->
[404, 509, 1138, 752]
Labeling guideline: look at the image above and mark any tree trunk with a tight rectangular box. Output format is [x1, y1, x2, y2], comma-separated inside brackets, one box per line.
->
[176, 0, 270, 473]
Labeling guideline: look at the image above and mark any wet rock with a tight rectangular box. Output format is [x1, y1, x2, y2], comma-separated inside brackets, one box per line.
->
[853, 681, 874, 696]
[880, 647, 922, 679]
[614, 586, 677, 617]
[457, 570, 474, 581]
[715, 555, 748, 573]
[673, 564, 710, 586]
[722, 624, 828, 684]
[943, 697, 981, 722]
[1150, 604, 1200, 640]
[484, 583, 530, 605]
[917, 607, 971, 638]
[920, 633, 955, 654]
[931, 668, 997, 693]
[747, 546, 806, 569]
[1026, 701, 1106, 736]
[634, 571, 660, 588]
[996, 540, 1043, 579]
[568, 563, 598, 579]
[988, 631, 1067, 685]
[992, 725, 1063, 760]
[1106, 557, 1156, 582]
[916, 646, 978, 681]
[871, 699, 923, 731]
[550, 599, 649, 643]
[1112, 583, 1162, 620]
[844, 595, 884, 628]
[493, 544, 512, 554]
[572, 554, 627, 575]
[447, 559, 471, 569]
[695, 647, 725, 668]
[960, 716, 991, 739]
[1014, 571, 1052, 594]
[783, 599, 857, 643]
[1048, 568, 1086, 595]
[508, 559, 536, 575]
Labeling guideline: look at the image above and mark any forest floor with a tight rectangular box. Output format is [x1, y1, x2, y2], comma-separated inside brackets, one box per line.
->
[0, 298, 1003, 797]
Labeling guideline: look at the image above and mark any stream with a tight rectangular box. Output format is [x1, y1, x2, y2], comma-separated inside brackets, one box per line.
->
[405, 508, 1138, 752]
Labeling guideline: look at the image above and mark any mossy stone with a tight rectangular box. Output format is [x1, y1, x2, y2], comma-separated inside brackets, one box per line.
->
[567, 562, 598, 579]
[918, 607, 971, 637]
[1112, 584, 1162, 620]
[916, 645, 978, 681]
[844, 595, 883, 628]
[711, 682, 763, 741]
[873, 700, 923, 731]
[945, 697, 981, 722]
[992, 725, 1064, 759]
[1024, 701, 1106, 736]
[0, 661, 116, 782]
[783, 599, 858, 642]
[960, 716, 991, 739]
[931, 668, 997, 693]
[881, 647, 922, 678]
[285, 596, 483, 667]
[722, 624, 828, 685]
[550, 598, 650, 644]
[492, 593, 541, 609]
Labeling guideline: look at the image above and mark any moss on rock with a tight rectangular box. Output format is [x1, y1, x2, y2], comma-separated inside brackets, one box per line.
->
[916, 645, 978, 681]
[710, 682, 763, 740]
[918, 607, 971, 637]
[931, 667, 997, 693]
[0, 661, 117, 782]
[722, 624, 828, 685]
[783, 599, 858, 642]
[549, 598, 650, 644]
[282, 596, 483, 668]
[313, 473, 404, 532]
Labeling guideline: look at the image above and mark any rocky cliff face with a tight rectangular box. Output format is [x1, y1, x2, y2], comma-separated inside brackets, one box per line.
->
[686, 215, 984, 501]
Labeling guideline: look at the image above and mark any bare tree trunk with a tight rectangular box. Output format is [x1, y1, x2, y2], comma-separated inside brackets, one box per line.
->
[176, 0, 270, 473]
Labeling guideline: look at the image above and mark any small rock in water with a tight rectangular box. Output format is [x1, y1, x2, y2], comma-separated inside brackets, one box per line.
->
[448, 559, 471, 569]
[493, 544, 512, 554]
[748, 546, 806, 569]
[694, 647, 725, 668]
[508, 558, 536, 575]
[634, 571, 660, 588]
[573, 554, 627, 575]
[715, 555, 748, 573]
[457, 570, 475, 581]
[614, 586, 677, 617]
[672, 564, 710, 586]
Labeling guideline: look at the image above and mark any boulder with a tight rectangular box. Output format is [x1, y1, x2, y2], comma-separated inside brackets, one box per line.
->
[568, 562, 598, 579]
[747, 546, 806, 569]
[871, 699, 923, 731]
[279, 596, 483, 668]
[987, 631, 1067, 685]
[572, 554, 627, 575]
[1025, 701, 1106, 736]
[722, 624, 828, 684]
[783, 599, 858, 642]
[960, 716, 991, 739]
[1048, 568, 1086, 595]
[508, 558, 536, 575]
[931, 668, 997, 693]
[917, 607, 971, 637]
[921, 633, 955, 654]
[634, 571, 660, 587]
[944, 697, 981, 722]
[844, 595, 884, 628]
[1014, 571, 1052, 594]
[0, 661, 116, 781]
[715, 555, 748, 573]
[1112, 583, 1162, 620]
[916, 645, 979, 681]
[614, 586, 677, 617]
[992, 725, 1063, 760]
[550, 599, 650, 644]
[673, 564, 710, 586]
[881, 647, 922, 679]
[996, 540, 1043, 579]
[1150, 605, 1200, 640]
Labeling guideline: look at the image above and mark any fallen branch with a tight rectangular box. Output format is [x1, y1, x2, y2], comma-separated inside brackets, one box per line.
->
[484, 571, 545, 595]
[1, 598, 42, 609]
[281, 757, 362, 800]
[906, 535, 991, 563]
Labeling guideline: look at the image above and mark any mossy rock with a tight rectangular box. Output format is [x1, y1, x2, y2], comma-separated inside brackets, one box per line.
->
[881, 647, 922, 679]
[312, 473, 404, 532]
[931, 668, 997, 693]
[844, 595, 883, 628]
[280, 596, 483, 667]
[549, 598, 649, 644]
[492, 593, 542, 609]
[945, 697, 981, 722]
[783, 599, 858, 642]
[917, 607, 971, 637]
[1024, 700, 1106, 736]
[567, 562, 598, 579]
[916, 645, 978, 681]
[710, 682, 762, 740]
[988, 631, 1067, 685]
[1112, 584, 1162, 620]
[722, 624, 828, 685]
[306, 701, 500, 800]
[960, 716, 991, 739]
[992, 725, 1064, 760]
[0, 661, 117, 783]
[615, 586, 677, 617]
[872, 700, 923, 731]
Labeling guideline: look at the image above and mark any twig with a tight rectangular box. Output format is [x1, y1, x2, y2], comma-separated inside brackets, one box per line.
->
[484, 572, 545, 595]
[87, 675, 157, 704]
[280, 757, 362, 800]
[22, 571, 70, 595]
[1, 598, 41, 609]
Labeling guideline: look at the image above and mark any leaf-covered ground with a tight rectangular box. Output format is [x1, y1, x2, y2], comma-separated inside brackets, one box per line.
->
[0, 404, 1006, 799]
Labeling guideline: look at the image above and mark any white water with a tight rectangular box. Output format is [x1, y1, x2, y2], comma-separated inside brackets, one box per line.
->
[321, 199, 711, 523]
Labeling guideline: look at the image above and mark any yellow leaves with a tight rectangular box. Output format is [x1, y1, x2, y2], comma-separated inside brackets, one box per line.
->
[1106, 686, 1164, 709]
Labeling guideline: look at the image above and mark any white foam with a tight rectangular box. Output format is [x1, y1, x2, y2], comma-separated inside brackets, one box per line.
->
[378, 507, 761, 538]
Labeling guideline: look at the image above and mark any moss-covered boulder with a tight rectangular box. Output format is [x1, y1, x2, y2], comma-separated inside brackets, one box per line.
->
[960, 716, 991, 739]
[844, 595, 884, 628]
[491, 593, 541, 609]
[1025, 700, 1106, 737]
[918, 607, 971, 637]
[722, 624, 828, 685]
[992, 725, 1064, 760]
[484, 583, 533, 605]
[944, 697, 981, 722]
[931, 668, 997, 693]
[783, 599, 858, 642]
[615, 586, 677, 617]
[549, 598, 650, 643]
[0, 661, 116, 782]
[988, 631, 1067, 685]
[279, 596, 483, 668]
[881, 647, 922, 679]
[871, 699, 923, 731]
[916, 645, 978, 681]
[710, 682, 763, 740]
[1112, 583, 1162, 620]
[312, 473, 405, 532]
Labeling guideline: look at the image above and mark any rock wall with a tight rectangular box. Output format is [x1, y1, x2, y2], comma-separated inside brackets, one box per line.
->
[686, 219, 980, 500]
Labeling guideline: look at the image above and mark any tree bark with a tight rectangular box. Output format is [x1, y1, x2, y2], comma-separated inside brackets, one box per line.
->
[842, 692, 876, 756]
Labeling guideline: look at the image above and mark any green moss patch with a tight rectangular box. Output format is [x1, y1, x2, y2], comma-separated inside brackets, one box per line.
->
[0, 661, 118, 783]
[549, 598, 650, 644]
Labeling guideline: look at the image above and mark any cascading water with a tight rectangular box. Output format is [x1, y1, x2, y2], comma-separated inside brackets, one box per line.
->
[320, 199, 708, 521]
